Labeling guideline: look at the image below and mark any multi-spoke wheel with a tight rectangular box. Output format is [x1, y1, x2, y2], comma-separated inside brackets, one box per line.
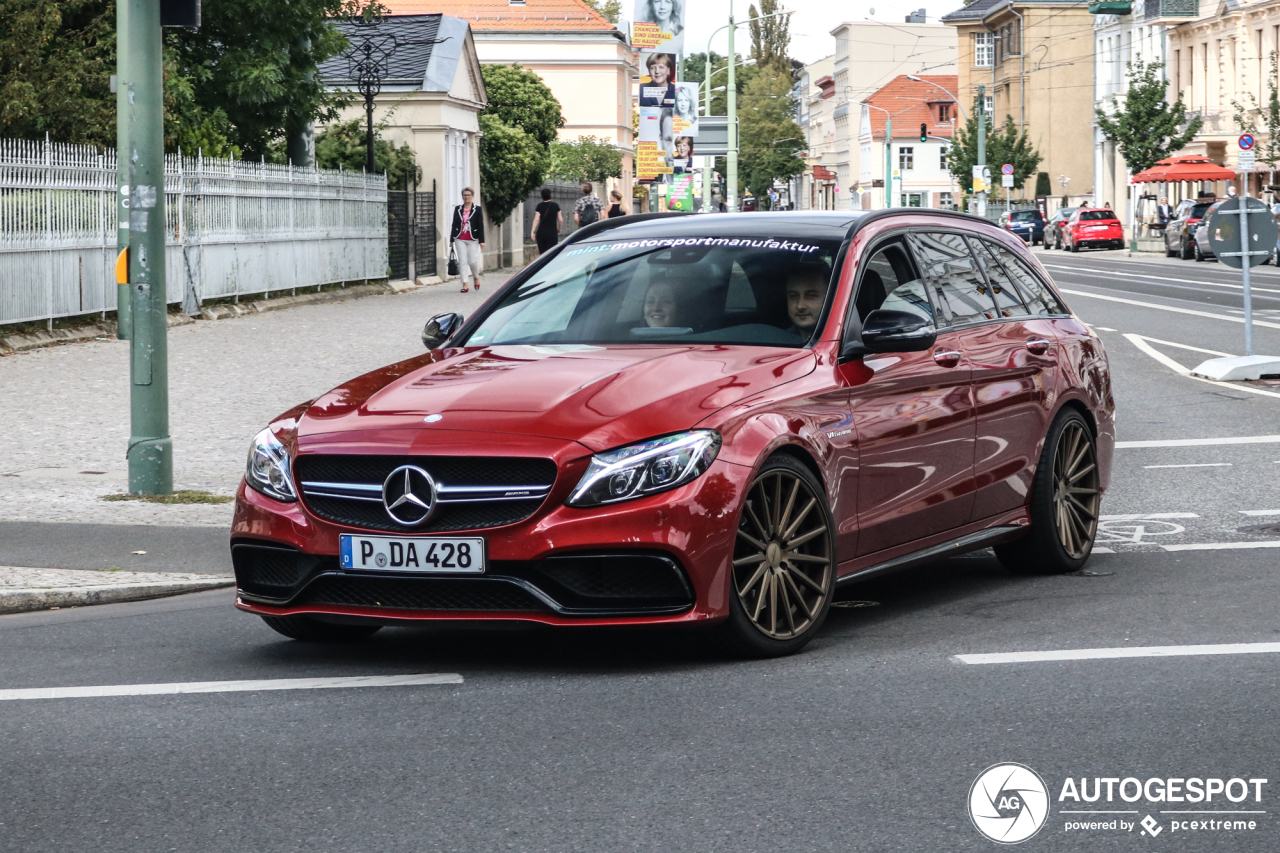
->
[995, 410, 1101, 575]
[716, 455, 835, 657]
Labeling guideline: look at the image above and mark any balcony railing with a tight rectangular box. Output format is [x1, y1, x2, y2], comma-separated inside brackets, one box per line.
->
[1144, 0, 1198, 19]
[1184, 109, 1229, 135]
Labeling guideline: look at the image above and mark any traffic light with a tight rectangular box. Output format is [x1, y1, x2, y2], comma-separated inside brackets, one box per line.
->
[920, 123, 928, 142]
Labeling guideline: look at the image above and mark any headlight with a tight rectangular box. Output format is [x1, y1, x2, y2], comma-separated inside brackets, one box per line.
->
[245, 427, 297, 502]
[567, 430, 721, 507]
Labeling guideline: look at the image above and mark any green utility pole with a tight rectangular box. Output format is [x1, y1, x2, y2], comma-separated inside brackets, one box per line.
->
[114, 0, 131, 340]
[123, 0, 172, 494]
[885, 116, 893, 208]
[976, 83, 987, 216]
[726, 0, 737, 212]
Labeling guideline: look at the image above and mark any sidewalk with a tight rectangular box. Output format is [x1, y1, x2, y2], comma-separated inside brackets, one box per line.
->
[0, 267, 522, 527]
[0, 565, 232, 614]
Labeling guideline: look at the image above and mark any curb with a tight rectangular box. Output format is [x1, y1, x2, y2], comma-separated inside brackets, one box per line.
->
[0, 578, 234, 615]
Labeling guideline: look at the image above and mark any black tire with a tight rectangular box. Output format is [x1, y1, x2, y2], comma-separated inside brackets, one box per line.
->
[1194, 241, 1205, 262]
[1053, 233, 1061, 250]
[713, 455, 836, 658]
[260, 614, 382, 642]
[995, 410, 1101, 575]
[1180, 237, 1192, 260]
[1165, 240, 1177, 258]
[1069, 237, 1079, 253]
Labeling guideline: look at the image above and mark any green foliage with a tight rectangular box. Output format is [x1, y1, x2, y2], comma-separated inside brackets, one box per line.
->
[1231, 52, 1280, 173]
[738, 69, 804, 204]
[548, 136, 623, 183]
[948, 104, 1043, 191]
[1096, 58, 1200, 175]
[479, 65, 564, 148]
[747, 0, 791, 73]
[1035, 171, 1051, 196]
[0, 0, 116, 147]
[314, 119, 421, 188]
[681, 51, 755, 117]
[478, 113, 547, 224]
[582, 0, 622, 23]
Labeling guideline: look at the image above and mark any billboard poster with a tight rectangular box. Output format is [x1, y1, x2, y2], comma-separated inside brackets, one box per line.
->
[639, 53, 677, 107]
[637, 142, 673, 181]
[672, 135, 695, 173]
[665, 173, 695, 210]
[672, 82, 699, 136]
[632, 0, 685, 54]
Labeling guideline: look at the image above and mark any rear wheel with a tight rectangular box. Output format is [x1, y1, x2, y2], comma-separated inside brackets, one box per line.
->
[715, 455, 835, 657]
[261, 614, 383, 642]
[1069, 236, 1079, 252]
[1180, 237, 1192, 260]
[995, 410, 1101, 575]
[1194, 240, 1205, 262]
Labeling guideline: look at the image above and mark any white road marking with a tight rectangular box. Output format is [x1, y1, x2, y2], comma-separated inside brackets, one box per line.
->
[1092, 547, 1116, 554]
[1117, 434, 1280, 447]
[0, 674, 464, 701]
[1143, 463, 1233, 469]
[1122, 334, 1280, 401]
[1044, 264, 1280, 295]
[1240, 509, 1280, 515]
[1124, 334, 1232, 358]
[956, 641, 1280, 665]
[1060, 288, 1280, 330]
[1094, 326, 1117, 331]
[1099, 512, 1199, 520]
[1162, 541, 1280, 551]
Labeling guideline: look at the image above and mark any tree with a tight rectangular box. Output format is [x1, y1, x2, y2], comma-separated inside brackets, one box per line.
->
[948, 103, 1042, 192]
[548, 136, 623, 183]
[479, 64, 564, 148]
[1096, 58, 1200, 176]
[478, 113, 547, 224]
[314, 119, 420, 188]
[1231, 52, 1280, 184]
[681, 51, 755, 117]
[737, 69, 804, 204]
[582, 0, 622, 23]
[1035, 171, 1051, 196]
[748, 0, 791, 72]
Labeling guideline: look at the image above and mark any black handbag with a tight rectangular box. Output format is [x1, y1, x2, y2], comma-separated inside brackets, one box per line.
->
[447, 244, 458, 277]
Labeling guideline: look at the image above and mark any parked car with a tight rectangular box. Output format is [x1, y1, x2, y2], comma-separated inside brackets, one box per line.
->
[1191, 200, 1227, 262]
[1063, 208, 1125, 252]
[231, 210, 1115, 657]
[1046, 207, 1079, 249]
[1001, 208, 1046, 245]
[1164, 197, 1217, 259]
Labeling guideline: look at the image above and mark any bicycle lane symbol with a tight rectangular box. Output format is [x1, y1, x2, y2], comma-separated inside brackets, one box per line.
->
[1095, 513, 1199, 545]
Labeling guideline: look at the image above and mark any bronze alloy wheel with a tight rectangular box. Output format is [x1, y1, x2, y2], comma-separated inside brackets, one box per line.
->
[732, 465, 834, 641]
[1052, 419, 1101, 560]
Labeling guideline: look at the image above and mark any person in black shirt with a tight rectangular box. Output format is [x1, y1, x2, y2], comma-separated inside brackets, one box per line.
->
[606, 189, 627, 218]
[530, 188, 562, 255]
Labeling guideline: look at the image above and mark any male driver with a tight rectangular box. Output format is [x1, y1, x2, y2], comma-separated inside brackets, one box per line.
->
[785, 266, 827, 339]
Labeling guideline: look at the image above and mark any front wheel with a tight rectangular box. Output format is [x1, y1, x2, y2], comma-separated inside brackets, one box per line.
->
[714, 455, 836, 657]
[1194, 241, 1205, 262]
[995, 410, 1101, 575]
[261, 614, 383, 642]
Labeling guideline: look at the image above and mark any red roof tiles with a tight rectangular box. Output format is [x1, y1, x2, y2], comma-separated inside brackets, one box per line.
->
[863, 75, 959, 140]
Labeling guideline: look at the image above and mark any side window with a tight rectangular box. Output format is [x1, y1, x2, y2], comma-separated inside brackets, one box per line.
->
[971, 239, 1030, 318]
[984, 242, 1069, 316]
[907, 232, 997, 325]
[850, 241, 933, 329]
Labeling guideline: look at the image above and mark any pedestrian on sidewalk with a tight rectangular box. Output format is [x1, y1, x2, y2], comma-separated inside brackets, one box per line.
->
[574, 183, 605, 228]
[450, 187, 485, 292]
[606, 189, 628, 218]
[531, 188, 562, 255]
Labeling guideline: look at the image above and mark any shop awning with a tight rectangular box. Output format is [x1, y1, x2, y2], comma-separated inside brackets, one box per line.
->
[1130, 155, 1238, 184]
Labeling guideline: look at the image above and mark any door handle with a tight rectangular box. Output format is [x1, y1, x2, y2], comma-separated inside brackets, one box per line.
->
[933, 348, 962, 368]
[1026, 338, 1051, 355]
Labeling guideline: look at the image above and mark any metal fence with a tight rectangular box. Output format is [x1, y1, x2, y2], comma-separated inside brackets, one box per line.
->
[0, 136, 387, 326]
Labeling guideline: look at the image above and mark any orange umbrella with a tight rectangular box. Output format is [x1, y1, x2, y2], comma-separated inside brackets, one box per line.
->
[1130, 155, 1238, 184]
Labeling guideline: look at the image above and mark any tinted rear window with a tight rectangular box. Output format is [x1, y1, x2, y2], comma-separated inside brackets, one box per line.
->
[1190, 203, 1214, 218]
[1079, 211, 1118, 221]
[1010, 210, 1042, 221]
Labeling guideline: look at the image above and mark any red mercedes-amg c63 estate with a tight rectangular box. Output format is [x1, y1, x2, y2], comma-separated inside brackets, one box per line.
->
[232, 209, 1114, 656]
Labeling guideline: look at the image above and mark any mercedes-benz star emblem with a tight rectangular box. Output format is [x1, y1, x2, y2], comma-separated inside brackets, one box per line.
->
[382, 465, 437, 526]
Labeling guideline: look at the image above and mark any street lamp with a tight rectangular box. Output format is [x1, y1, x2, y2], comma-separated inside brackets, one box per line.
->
[863, 102, 895, 209]
[905, 75, 966, 121]
[907, 75, 984, 214]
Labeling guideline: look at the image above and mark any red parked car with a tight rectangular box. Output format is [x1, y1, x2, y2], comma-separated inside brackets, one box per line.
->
[1062, 208, 1125, 252]
[232, 210, 1115, 657]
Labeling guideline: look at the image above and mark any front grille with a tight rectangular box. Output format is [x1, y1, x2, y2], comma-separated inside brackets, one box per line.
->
[296, 575, 546, 612]
[537, 553, 692, 602]
[232, 543, 327, 600]
[295, 454, 557, 532]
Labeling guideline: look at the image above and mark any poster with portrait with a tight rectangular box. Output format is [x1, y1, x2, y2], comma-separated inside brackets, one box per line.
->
[671, 135, 695, 173]
[671, 81, 699, 136]
[632, 0, 685, 54]
[639, 53, 677, 107]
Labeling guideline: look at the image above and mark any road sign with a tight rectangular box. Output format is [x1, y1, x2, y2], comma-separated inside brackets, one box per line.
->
[1208, 196, 1277, 270]
[1239, 133, 1256, 151]
[1001, 174, 1014, 188]
[1238, 150, 1257, 172]
[692, 116, 737, 157]
[1001, 163, 1014, 175]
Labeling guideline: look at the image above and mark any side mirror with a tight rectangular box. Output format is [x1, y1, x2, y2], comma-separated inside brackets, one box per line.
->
[842, 308, 937, 359]
[422, 312, 464, 349]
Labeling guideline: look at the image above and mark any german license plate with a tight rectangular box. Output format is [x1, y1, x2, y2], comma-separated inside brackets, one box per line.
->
[339, 534, 485, 574]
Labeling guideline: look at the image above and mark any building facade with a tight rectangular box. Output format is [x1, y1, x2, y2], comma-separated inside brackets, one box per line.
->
[858, 75, 959, 209]
[830, 20, 957, 208]
[943, 0, 1096, 204]
[800, 56, 837, 210]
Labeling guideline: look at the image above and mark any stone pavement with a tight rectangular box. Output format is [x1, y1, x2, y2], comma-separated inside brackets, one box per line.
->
[0, 565, 232, 614]
[0, 267, 521, 527]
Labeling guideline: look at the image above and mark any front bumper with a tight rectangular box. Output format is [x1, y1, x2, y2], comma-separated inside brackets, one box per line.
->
[231, 447, 745, 627]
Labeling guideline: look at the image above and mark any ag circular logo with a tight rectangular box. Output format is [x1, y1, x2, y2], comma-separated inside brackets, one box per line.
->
[968, 763, 1050, 844]
[382, 465, 437, 527]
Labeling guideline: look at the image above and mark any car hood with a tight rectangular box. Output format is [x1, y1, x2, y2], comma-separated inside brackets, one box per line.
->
[298, 344, 816, 452]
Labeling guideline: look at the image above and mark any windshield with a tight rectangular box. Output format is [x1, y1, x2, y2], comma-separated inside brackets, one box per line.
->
[1010, 210, 1041, 221]
[460, 236, 844, 348]
[1079, 211, 1118, 221]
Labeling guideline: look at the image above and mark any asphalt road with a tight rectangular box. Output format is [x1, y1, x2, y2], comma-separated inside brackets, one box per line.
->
[3, 250, 1280, 851]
